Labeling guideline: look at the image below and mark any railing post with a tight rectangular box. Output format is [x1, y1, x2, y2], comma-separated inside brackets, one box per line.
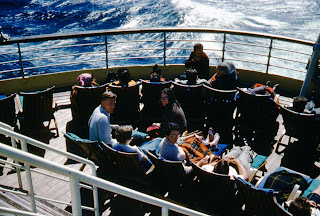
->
[20, 140, 37, 213]
[17, 42, 24, 78]
[222, 33, 226, 62]
[161, 206, 169, 216]
[70, 176, 82, 216]
[266, 38, 273, 74]
[105, 34, 108, 69]
[163, 31, 167, 66]
[300, 34, 320, 97]
[11, 136, 23, 189]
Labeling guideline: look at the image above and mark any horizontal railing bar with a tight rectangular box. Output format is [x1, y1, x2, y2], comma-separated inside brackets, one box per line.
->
[166, 39, 223, 43]
[226, 40, 270, 49]
[21, 51, 105, 62]
[271, 55, 308, 64]
[107, 39, 162, 44]
[0, 68, 21, 73]
[0, 207, 43, 216]
[0, 59, 20, 65]
[269, 63, 307, 73]
[23, 59, 105, 70]
[272, 46, 312, 56]
[226, 58, 268, 66]
[108, 48, 162, 53]
[225, 49, 269, 57]
[20, 42, 105, 53]
[2, 27, 313, 46]
[0, 51, 18, 56]
[109, 56, 163, 61]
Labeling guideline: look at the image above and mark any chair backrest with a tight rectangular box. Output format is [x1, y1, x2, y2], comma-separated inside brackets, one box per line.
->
[108, 82, 141, 122]
[20, 86, 55, 121]
[100, 142, 147, 176]
[280, 105, 318, 139]
[71, 83, 108, 124]
[146, 150, 188, 182]
[140, 80, 172, 115]
[235, 177, 292, 216]
[172, 82, 205, 118]
[0, 93, 17, 126]
[237, 87, 279, 122]
[204, 85, 237, 121]
[64, 132, 107, 167]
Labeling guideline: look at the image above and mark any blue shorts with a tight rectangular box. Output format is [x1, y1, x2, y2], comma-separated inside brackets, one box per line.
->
[307, 192, 320, 204]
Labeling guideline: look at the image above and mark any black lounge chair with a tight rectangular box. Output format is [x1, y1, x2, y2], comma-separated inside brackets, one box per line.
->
[19, 86, 58, 136]
[0, 93, 17, 127]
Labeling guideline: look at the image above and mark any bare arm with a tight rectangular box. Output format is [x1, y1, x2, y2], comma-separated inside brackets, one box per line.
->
[226, 157, 249, 180]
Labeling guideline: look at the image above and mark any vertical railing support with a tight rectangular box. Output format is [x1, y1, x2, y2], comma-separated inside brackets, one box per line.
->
[11, 136, 23, 189]
[17, 42, 24, 78]
[161, 206, 169, 216]
[222, 33, 226, 62]
[163, 31, 167, 66]
[20, 140, 37, 213]
[105, 34, 109, 69]
[70, 176, 82, 216]
[266, 38, 273, 74]
[300, 34, 320, 97]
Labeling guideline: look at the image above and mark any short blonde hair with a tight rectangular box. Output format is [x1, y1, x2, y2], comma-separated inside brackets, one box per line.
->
[101, 91, 117, 102]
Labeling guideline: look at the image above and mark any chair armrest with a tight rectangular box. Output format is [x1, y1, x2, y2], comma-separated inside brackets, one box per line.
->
[287, 184, 301, 201]
[15, 94, 23, 113]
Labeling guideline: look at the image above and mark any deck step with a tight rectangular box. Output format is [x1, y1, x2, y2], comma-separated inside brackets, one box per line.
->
[0, 190, 72, 216]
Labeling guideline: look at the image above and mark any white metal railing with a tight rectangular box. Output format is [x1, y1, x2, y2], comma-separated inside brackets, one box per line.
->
[0, 122, 100, 215]
[0, 142, 210, 216]
[0, 27, 314, 80]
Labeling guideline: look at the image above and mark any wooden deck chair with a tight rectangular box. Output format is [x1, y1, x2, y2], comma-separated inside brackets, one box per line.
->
[0, 93, 17, 127]
[108, 82, 141, 126]
[172, 82, 205, 131]
[140, 79, 172, 123]
[19, 86, 58, 136]
[64, 132, 111, 170]
[100, 142, 150, 176]
[70, 83, 108, 138]
[235, 177, 292, 216]
[204, 85, 237, 143]
[275, 105, 320, 154]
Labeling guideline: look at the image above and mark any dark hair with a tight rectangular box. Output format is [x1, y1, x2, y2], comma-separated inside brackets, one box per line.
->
[115, 125, 133, 143]
[194, 43, 203, 51]
[288, 197, 311, 216]
[101, 91, 117, 102]
[161, 88, 178, 106]
[186, 69, 198, 83]
[118, 68, 131, 86]
[163, 122, 180, 136]
[293, 96, 308, 113]
[214, 159, 229, 175]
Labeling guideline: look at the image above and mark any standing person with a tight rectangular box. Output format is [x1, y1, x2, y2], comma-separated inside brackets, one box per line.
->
[185, 43, 210, 80]
[159, 88, 187, 134]
[88, 91, 119, 145]
[209, 62, 239, 90]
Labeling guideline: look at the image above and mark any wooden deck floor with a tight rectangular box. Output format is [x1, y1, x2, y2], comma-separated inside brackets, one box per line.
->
[0, 91, 319, 215]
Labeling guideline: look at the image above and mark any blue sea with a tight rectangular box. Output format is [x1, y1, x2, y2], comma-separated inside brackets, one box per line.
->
[0, 0, 319, 79]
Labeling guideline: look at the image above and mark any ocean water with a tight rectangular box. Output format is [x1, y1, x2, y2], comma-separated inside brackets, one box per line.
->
[0, 0, 319, 79]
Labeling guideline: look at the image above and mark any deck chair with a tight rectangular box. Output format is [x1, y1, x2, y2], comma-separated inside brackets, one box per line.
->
[0, 93, 17, 127]
[172, 82, 205, 132]
[64, 132, 111, 170]
[70, 83, 108, 138]
[108, 82, 141, 126]
[204, 85, 237, 143]
[275, 105, 320, 154]
[140, 80, 172, 126]
[19, 86, 58, 136]
[235, 177, 292, 216]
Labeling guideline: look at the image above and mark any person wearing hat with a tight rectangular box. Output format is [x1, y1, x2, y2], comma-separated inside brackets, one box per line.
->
[209, 62, 239, 90]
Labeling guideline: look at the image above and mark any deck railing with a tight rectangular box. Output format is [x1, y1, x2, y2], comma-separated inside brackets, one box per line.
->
[0, 142, 209, 216]
[0, 27, 314, 81]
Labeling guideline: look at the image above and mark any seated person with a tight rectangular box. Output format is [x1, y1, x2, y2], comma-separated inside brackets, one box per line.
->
[77, 73, 98, 87]
[174, 69, 211, 87]
[185, 43, 209, 79]
[197, 146, 257, 181]
[287, 185, 320, 216]
[149, 64, 166, 82]
[246, 81, 279, 100]
[159, 122, 192, 174]
[209, 61, 239, 90]
[290, 96, 320, 119]
[113, 68, 136, 87]
[112, 125, 151, 164]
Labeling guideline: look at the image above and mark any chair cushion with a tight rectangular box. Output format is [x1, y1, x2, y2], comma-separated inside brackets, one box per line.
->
[251, 154, 267, 169]
[237, 177, 274, 194]
[302, 179, 320, 197]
